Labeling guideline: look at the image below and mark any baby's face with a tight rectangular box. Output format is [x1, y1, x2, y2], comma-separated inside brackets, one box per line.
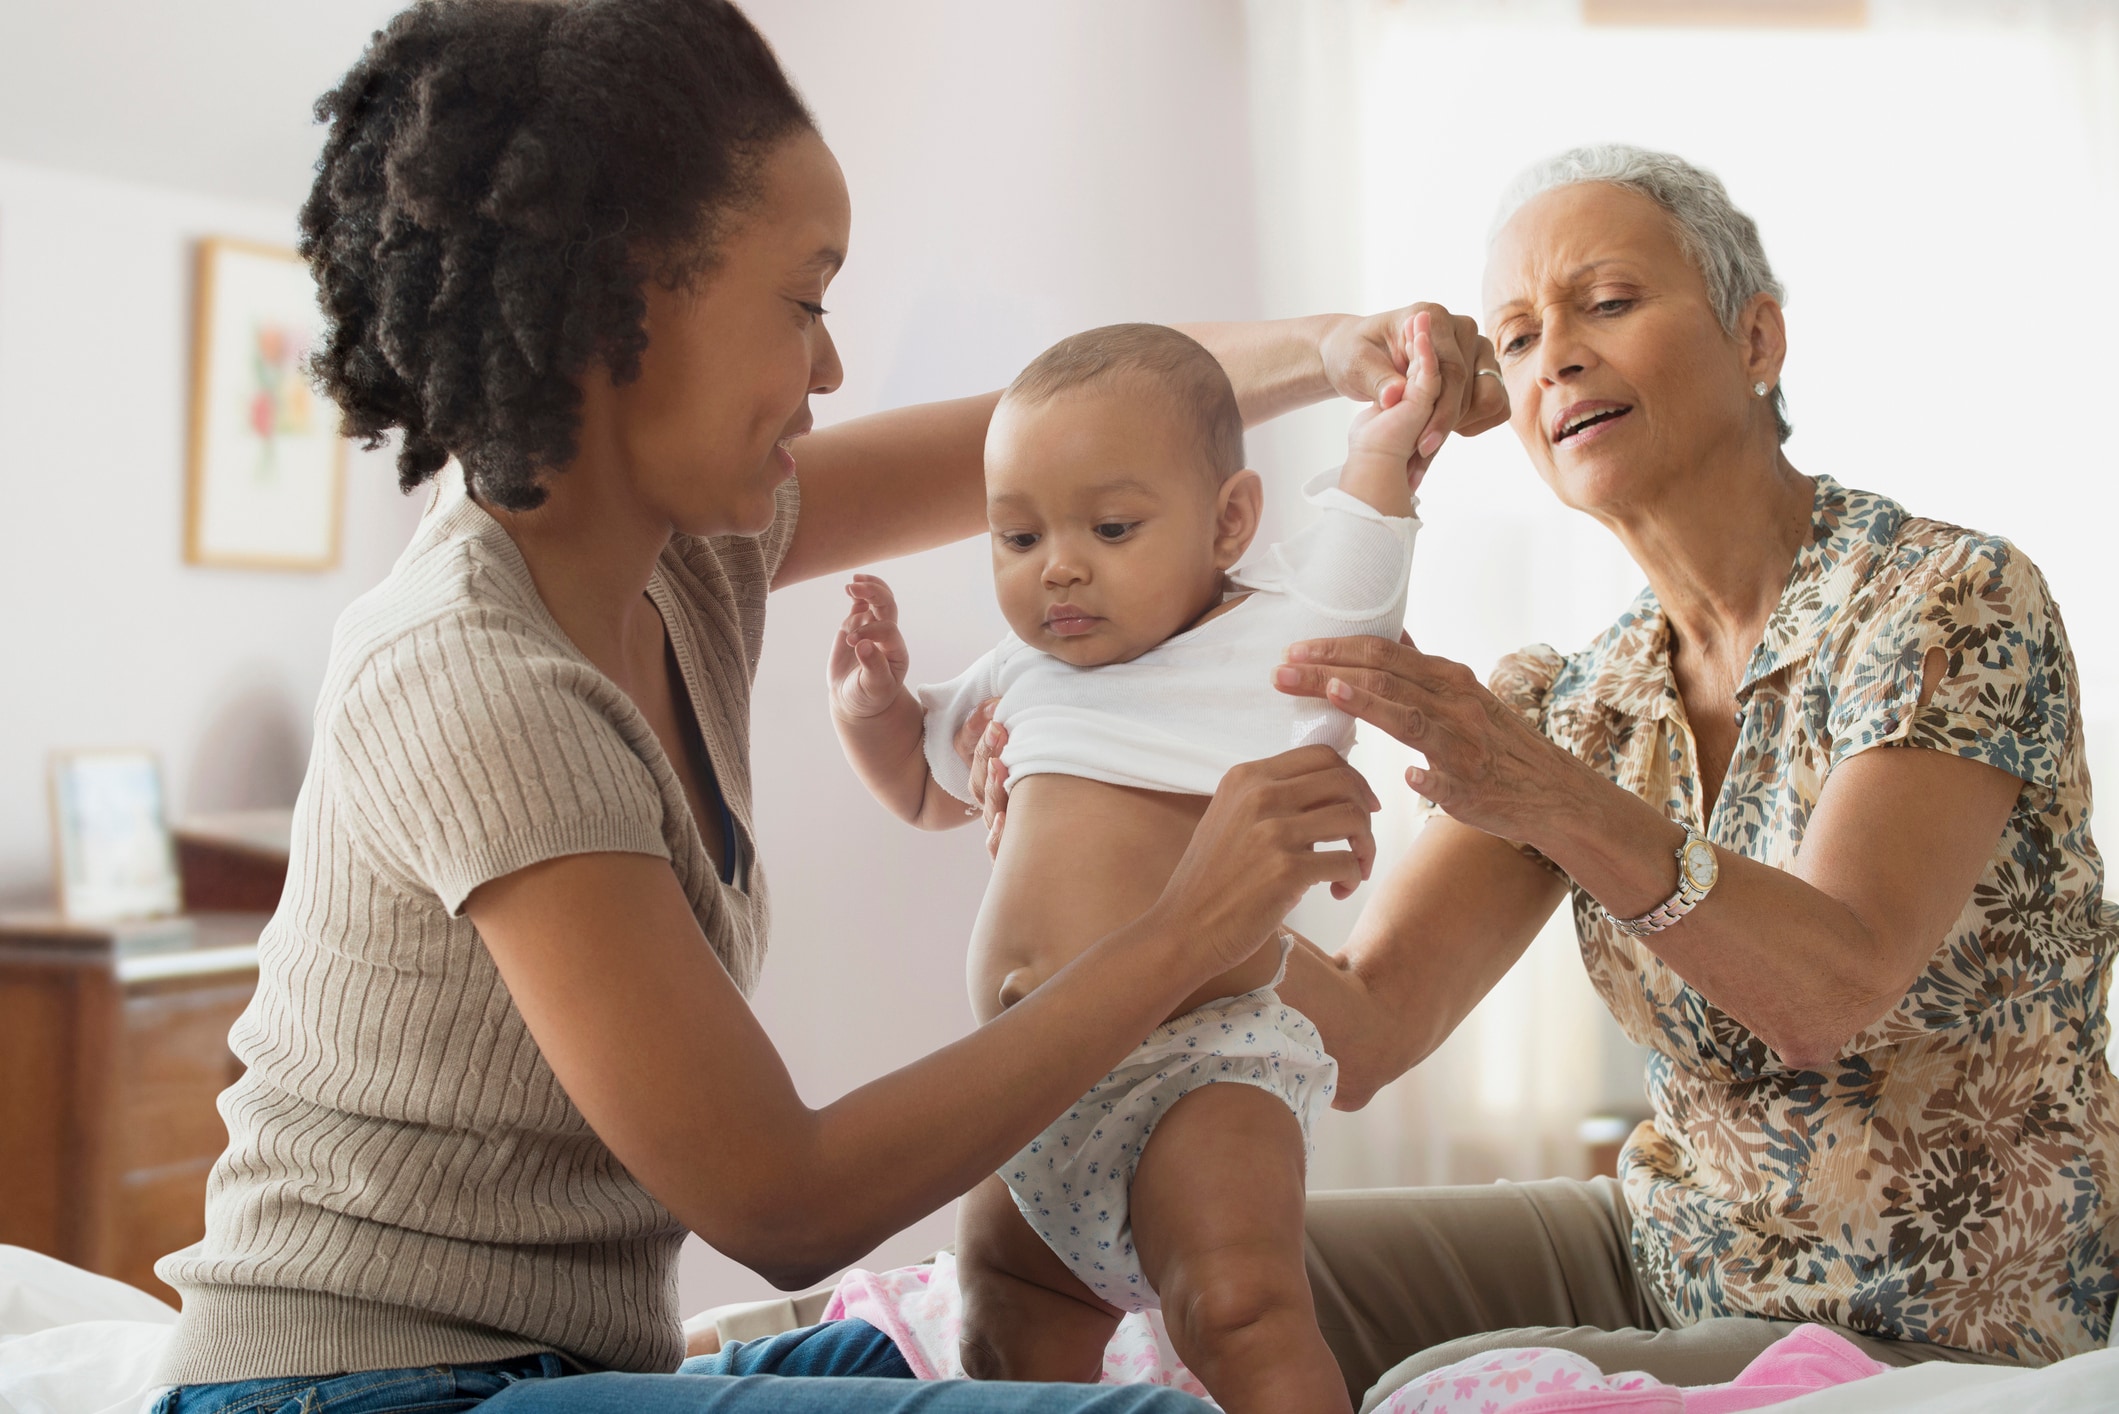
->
[984, 385, 1252, 667]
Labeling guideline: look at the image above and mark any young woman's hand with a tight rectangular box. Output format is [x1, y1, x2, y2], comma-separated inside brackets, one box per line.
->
[1319, 302, 1507, 459]
[1343, 311, 1445, 506]
[1151, 745, 1381, 974]
[827, 574, 911, 720]
[955, 704, 1009, 858]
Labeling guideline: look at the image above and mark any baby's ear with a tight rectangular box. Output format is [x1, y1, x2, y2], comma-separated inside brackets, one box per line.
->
[1213, 469, 1265, 569]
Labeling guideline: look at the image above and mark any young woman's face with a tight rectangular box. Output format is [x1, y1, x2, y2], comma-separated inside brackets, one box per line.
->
[600, 130, 851, 538]
[1483, 182, 1777, 520]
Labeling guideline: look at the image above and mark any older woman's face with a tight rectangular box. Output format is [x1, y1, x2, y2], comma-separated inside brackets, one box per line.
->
[1483, 183, 1770, 516]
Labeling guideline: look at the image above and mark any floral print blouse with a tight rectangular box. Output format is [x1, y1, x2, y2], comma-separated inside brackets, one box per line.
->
[1492, 476, 2118, 1362]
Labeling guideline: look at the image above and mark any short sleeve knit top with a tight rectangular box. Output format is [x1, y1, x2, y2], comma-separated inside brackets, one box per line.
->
[1487, 476, 2117, 1362]
[156, 472, 801, 1383]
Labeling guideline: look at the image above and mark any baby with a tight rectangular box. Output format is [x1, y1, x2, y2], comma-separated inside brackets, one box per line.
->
[827, 320, 1439, 1413]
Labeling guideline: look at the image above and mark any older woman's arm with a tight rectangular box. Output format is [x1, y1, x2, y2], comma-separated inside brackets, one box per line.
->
[1277, 640, 2023, 1073]
[1281, 817, 1570, 1108]
[771, 309, 1506, 586]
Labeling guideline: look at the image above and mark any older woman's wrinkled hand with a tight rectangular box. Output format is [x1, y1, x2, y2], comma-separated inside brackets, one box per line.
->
[1272, 632, 1585, 844]
[1319, 305, 1509, 459]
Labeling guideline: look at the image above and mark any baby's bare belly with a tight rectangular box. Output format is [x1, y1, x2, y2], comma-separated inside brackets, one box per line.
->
[967, 773, 1283, 1026]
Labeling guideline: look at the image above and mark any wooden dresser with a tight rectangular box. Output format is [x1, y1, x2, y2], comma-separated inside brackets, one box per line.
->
[0, 912, 265, 1304]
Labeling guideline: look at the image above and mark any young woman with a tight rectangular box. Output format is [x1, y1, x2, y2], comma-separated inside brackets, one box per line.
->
[147, 3, 1506, 1411]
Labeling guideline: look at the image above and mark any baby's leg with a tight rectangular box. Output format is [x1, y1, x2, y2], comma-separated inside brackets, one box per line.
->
[955, 1173, 1123, 1383]
[1132, 1084, 1352, 1414]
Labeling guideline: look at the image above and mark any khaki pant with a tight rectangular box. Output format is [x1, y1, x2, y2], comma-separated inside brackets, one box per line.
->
[1303, 1178, 2022, 1410]
[699, 1177, 2020, 1402]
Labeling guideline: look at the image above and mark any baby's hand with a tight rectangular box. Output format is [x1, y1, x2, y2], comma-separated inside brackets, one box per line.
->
[1345, 310, 1445, 499]
[828, 574, 912, 719]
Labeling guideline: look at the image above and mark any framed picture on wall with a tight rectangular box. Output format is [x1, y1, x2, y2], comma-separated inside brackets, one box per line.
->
[48, 750, 182, 923]
[184, 237, 345, 570]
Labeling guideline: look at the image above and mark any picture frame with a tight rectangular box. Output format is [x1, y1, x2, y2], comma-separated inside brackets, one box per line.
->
[48, 750, 183, 923]
[1582, 0, 1866, 26]
[183, 237, 346, 570]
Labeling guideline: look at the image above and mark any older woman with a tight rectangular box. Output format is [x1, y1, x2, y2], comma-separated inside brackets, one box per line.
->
[1265, 146, 2117, 1399]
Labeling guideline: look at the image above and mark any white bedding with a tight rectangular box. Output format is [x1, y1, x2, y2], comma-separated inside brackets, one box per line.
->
[1, 1245, 2111, 1413]
[0, 1247, 174, 1414]
[1765, 1352, 2115, 1411]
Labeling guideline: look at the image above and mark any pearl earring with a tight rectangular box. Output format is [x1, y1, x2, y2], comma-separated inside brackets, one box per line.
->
[1753, 380, 1770, 397]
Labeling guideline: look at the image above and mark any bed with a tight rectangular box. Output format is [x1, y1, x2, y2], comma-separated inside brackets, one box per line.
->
[3, 1244, 2111, 1413]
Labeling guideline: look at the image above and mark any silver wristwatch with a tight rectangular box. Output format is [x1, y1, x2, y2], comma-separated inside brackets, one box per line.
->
[1610, 828, 1719, 937]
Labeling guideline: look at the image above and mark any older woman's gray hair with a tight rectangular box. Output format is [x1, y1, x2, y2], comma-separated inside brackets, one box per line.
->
[1493, 145, 1792, 443]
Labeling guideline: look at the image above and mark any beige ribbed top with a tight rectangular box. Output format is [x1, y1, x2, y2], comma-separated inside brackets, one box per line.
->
[155, 471, 801, 1383]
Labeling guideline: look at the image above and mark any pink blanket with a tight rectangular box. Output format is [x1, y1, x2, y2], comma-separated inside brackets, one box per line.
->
[1372, 1324, 1888, 1413]
[824, 1253, 1211, 1398]
[824, 1256, 1885, 1411]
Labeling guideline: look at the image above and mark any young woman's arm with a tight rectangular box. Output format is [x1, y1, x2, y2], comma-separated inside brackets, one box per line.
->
[772, 308, 1506, 587]
[465, 746, 1378, 1289]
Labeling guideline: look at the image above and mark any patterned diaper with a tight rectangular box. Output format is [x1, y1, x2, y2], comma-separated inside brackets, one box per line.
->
[999, 964, 1336, 1313]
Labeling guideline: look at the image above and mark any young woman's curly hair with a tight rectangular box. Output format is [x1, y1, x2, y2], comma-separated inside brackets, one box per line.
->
[301, 0, 814, 510]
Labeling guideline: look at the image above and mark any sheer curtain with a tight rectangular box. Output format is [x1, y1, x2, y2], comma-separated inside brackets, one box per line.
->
[1247, 0, 2119, 1190]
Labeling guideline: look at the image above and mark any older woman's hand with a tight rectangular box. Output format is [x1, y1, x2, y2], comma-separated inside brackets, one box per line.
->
[1320, 305, 1509, 459]
[1272, 632, 1584, 843]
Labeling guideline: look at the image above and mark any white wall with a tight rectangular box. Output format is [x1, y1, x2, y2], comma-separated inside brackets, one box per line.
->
[0, 158, 426, 903]
[0, 1, 400, 208]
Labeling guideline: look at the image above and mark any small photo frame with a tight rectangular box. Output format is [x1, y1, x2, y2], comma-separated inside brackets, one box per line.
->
[49, 750, 182, 923]
[184, 237, 346, 570]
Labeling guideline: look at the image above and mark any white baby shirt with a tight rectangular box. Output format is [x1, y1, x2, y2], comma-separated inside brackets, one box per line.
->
[918, 470, 1419, 803]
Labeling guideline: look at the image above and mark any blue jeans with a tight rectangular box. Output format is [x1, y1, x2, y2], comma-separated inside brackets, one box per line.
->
[155, 1320, 1208, 1412]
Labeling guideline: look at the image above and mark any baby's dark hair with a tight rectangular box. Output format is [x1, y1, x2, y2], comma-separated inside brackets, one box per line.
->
[301, 0, 814, 511]
[1002, 324, 1244, 482]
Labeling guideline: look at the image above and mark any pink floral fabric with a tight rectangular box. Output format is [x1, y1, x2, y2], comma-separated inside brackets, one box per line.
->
[1372, 1324, 1885, 1414]
[822, 1251, 1211, 1398]
[822, 1258, 1887, 1412]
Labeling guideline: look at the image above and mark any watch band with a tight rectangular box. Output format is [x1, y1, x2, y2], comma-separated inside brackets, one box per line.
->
[1611, 828, 1716, 938]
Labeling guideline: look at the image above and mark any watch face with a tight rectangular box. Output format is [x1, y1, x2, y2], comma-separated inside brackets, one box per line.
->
[1683, 840, 1718, 890]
